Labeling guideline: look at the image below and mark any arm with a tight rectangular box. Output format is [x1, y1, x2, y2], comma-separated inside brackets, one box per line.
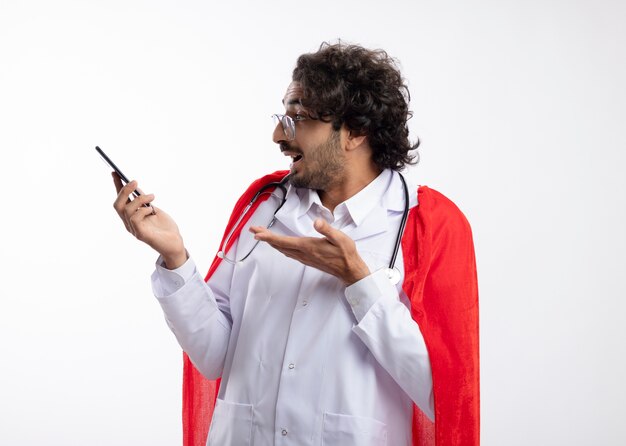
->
[345, 269, 435, 420]
[111, 173, 233, 379]
[151, 255, 234, 380]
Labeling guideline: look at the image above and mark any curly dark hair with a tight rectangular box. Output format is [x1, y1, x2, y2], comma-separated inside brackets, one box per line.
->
[292, 41, 419, 171]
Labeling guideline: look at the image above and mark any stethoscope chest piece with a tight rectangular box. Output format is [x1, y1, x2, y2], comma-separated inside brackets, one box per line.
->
[386, 267, 402, 285]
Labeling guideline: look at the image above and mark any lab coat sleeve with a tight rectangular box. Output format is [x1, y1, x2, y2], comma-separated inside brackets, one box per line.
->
[151, 254, 235, 380]
[345, 268, 435, 421]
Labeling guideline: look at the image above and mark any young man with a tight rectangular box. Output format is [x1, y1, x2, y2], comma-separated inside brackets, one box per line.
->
[113, 43, 479, 446]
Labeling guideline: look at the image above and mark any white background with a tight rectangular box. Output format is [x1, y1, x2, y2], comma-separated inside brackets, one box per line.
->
[1, 0, 625, 444]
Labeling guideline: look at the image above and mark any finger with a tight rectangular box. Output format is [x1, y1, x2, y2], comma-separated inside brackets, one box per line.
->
[251, 227, 304, 249]
[111, 175, 145, 199]
[111, 171, 125, 194]
[313, 219, 344, 245]
[124, 193, 155, 218]
[250, 226, 280, 242]
[249, 227, 284, 250]
[129, 204, 158, 234]
[261, 235, 331, 263]
[113, 180, 139, 212]
[249, 225, 267, 235]
[261, 242, 305, 262]
[128, 207, 152, 238]
[264, 243, 334, 272]
[113, 179, 137, 232]
[112, 176, 143, 201]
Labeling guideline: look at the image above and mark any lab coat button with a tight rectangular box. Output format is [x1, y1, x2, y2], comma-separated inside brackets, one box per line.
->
[302, 300, 308, 306]
[281, 429, 288, 436]
[288, 363, 295, 369]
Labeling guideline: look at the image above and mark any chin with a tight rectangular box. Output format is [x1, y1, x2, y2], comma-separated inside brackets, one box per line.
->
[287, 170, 312, 189]
[288, 172, 307, 189]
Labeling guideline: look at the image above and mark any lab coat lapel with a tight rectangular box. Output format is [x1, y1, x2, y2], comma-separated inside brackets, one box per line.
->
[273, 188, 305, 236]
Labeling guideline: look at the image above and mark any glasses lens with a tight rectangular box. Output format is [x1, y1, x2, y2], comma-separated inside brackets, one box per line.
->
[272, 114, 295, 140]
[283, 115, 295, 140]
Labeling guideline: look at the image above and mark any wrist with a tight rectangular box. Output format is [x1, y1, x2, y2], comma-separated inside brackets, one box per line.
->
[162, 249, 188, 270]
[345, 262, 370, 286]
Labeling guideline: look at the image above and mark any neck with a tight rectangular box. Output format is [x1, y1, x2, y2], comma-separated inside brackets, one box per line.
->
[318, 161, 382, 213]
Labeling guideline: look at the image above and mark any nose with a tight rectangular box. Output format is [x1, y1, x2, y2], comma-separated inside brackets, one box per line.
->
[272, 120, 286, 144]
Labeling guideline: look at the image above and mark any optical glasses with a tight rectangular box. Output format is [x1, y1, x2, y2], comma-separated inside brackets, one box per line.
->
[272, 113, 309, 141]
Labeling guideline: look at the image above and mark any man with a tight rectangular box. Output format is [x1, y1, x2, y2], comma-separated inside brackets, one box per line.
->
[113, 42, 479, 446]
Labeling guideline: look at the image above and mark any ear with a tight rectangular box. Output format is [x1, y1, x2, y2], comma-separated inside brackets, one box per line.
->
[344, 129, 367, 152]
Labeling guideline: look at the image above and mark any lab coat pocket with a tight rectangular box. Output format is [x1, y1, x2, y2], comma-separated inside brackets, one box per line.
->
[321, 411, 387, 446]
[206, 398, 254, 446]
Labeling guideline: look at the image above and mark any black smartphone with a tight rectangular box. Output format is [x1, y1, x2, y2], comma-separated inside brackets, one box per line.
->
[96, 146, 148, 205]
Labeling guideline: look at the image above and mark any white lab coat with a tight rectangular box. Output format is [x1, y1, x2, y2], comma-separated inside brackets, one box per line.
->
[152, 169, 434, 446]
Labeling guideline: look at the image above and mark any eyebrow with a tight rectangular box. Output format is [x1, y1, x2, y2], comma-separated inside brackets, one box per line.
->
[282, 98, 303, 106]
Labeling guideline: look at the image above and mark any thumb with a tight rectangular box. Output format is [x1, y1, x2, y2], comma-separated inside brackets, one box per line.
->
[313, 219, 342, 245]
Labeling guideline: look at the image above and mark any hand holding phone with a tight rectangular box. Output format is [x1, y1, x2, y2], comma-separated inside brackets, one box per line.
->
[96, 146, 149, 206]
[97, 146, 188, 269]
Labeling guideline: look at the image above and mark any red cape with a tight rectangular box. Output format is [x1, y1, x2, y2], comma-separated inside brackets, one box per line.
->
[182, 171, 480, 445]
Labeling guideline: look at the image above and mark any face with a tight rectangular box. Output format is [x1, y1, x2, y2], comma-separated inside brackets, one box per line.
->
[273, 82, 345, 190]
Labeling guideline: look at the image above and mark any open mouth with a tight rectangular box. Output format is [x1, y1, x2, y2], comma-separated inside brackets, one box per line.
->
[282, 147, 303, 168]
[289, 154, 303, 169]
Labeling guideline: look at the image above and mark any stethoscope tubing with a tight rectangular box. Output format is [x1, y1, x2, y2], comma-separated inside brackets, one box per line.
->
[389, 172, 410, 272]
[219, 171, 410, 282]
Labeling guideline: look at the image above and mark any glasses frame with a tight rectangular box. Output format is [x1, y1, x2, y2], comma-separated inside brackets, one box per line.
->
[272, 113, 311, 141]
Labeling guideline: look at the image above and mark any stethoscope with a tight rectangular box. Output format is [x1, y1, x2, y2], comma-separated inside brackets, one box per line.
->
[387, 171, 410, 285]
[218, 172, 410, 285]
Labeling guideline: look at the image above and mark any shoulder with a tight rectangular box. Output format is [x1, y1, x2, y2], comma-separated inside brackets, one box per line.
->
[245, 170, 290, 192]
[225, 170, 290, 220]
[415, 185, 474, 242]
[404, 186, 477, 296]
[236, 170, 290, 202]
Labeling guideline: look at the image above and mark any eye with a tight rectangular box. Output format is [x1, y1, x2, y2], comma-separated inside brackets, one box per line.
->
[293, 113, 308, 122]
